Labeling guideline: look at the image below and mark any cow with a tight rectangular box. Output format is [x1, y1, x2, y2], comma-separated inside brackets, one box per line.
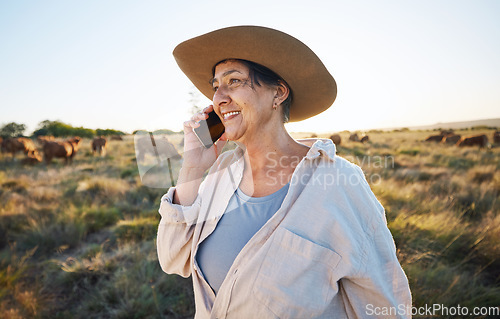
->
[1, 137, 37, 158]
[43, 137, 82, 164]
[425, 134, 446, 142]
[36, 135, 55, 146]
[68, 137, 81, 152]
[329, 134, 341, 146]
[360, 135, 369, 143]
[21, 150, 42, 165]
[493, 131, 500, 144]
[443, 134, 461, 145]
[457, 134, 489, 148]
[92, 136, 107, 156]
[349, 133, 360, 142]
[440, 129, 454, 136]
[425, 129, 456, 143]
[110, 135, 123, 141]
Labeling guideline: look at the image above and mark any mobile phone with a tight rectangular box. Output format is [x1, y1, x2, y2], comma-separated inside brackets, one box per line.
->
[193, 110, 225, 148]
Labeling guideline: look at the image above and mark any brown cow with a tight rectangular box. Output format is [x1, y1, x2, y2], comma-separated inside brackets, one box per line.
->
[440, 129, 454, 136]
[360, 135, 369, 143]
[329, 134, 341, 146]
[92, 136, 107, 156]
[442, 134, 461, 145]
[36, 135, 55, 146]
[43, 137, 82, 164]
[493, 131, 500, 144]
[1, 137, 37, 158]
[110, 135, 123, 141]
[426, 129, 456, 143]
[21, 150, 42, 165]
[425, 134, 445, 142]
[349, 133, 360, 142]
[457, 134, 489, 148]
[68, 137, 81, 152]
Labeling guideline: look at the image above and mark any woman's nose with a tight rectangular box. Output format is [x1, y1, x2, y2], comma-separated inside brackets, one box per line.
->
[213, 86, 231, 107]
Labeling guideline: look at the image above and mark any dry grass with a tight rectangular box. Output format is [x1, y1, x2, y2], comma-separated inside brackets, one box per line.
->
[1, 129, 499, 316]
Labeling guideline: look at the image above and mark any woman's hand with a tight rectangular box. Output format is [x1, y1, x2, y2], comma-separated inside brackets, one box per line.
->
[181, 105, 227, 172]
[174, 106, 227, 205]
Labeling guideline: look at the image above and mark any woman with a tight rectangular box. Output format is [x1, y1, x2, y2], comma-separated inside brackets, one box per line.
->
[157, 26, 411, 318]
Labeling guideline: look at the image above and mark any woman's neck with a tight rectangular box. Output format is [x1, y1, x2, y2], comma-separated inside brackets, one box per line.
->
[240, 126, 309, 173]
[235, 126, 309, 197]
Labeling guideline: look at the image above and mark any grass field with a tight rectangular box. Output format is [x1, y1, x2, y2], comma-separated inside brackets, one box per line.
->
[1, 129, 499, 318]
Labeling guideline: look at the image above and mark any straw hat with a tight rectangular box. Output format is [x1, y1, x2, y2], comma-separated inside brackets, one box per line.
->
[173, 25, 337, 122]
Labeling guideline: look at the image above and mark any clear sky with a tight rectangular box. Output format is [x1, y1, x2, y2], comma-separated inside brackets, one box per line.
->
[1, 0, 499, 135]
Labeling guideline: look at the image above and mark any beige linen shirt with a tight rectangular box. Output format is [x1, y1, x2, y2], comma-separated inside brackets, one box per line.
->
[157, 139, 412, 319]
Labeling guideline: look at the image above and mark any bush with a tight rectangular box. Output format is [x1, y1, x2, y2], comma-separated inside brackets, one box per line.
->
[81, 207, 121, 234]
[114, 217, 158, 242]
[447, 157, 475, 170]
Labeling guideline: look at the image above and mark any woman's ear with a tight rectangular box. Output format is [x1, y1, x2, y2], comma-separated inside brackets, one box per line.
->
[275, 80, 290, 106]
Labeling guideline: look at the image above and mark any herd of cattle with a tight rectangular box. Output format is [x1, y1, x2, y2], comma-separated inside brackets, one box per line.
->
[328, 133, 370, 146]
[423, 130, 500, 148]
[0, 135, 123, 165]
[1, 130, 499, 165]
[326, 130, 500, 149]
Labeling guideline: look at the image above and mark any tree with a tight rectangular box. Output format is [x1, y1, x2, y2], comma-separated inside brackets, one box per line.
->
[33, 120, 94, 138]
[33, 120, 71, 137]
[0, 122, 26, 138]
[96, 128, 126, 136]
[32, 119, 126, 138]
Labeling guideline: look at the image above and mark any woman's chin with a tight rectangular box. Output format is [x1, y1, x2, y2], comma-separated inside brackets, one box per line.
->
[223, 129, 242, 142]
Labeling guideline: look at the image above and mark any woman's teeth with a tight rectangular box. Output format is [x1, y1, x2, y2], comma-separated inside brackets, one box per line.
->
[223, 111, 240, 120]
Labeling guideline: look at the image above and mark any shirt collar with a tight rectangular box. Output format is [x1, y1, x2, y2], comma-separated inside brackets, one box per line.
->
[303, 138, 337, 162]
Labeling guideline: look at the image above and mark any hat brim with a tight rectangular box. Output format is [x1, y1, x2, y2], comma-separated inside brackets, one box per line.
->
[173, 25, 337, 122]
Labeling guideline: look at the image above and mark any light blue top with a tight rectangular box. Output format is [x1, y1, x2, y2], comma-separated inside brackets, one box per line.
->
[196, 183, 290, 294]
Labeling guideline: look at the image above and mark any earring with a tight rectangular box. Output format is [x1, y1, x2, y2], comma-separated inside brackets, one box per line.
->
[273, 102, 278, 110]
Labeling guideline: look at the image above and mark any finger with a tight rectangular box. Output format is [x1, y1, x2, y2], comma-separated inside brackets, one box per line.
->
[191, 112, 208, 122]
[203, 105, 214, 113]
[183, 120, 200, 130]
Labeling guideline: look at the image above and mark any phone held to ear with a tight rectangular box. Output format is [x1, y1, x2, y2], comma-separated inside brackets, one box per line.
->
[193, 111, 225, 148]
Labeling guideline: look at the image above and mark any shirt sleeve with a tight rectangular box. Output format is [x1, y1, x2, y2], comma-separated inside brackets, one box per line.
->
[343, 219, 412, 319]
[156, 149, 239, 279]
[156, 186, 202, 278]
[341, 166, 412, 318]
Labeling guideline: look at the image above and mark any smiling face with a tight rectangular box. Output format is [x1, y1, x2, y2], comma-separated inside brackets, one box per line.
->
[211, 60, 280, 143]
